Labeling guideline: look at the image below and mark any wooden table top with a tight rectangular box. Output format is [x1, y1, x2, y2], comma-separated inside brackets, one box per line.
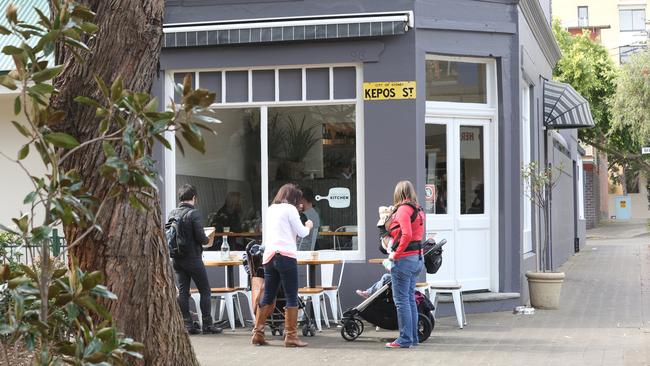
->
[207, 230, 263, 238]
[368, 258, 388, 264]
[318, 231, 358, 236]
[203, 259, 244, 266]
[297, 259, 343, 265]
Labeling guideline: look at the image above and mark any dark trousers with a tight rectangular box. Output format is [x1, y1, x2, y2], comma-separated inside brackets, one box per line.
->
[260, 254, 299, 308]
[173, 256, 213, 323]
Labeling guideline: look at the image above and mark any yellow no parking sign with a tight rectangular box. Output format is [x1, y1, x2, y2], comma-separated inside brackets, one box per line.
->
[363, 81, 416, 100]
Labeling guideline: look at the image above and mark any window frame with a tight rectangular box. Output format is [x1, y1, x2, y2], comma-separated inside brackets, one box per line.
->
[619, 8, 646, 32]
[577, 6, 589, 27]
[164, 64, 366, 261]
[425, 54, 497, 112]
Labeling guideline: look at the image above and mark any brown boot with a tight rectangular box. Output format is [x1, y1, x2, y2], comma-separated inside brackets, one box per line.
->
[284, 307, 308, 347]
[251, 302, 275, 346]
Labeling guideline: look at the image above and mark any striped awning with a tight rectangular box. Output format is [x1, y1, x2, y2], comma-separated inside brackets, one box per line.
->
[543, 80, 594, 129]
[163, 12, 412, 48]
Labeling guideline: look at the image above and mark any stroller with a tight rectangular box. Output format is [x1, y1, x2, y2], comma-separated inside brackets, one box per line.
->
[339, 239, 447, 342]
[243, 241, 318, 337]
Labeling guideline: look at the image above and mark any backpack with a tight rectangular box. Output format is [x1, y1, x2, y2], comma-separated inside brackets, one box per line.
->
[165, 207, 192, 259]
[378, 202, 423, 255]
[422, 238, 444, 274]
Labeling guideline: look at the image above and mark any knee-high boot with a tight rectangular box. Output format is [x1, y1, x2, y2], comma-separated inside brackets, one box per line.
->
[251, 302, 275, 345]
[284, 307, 308, 347]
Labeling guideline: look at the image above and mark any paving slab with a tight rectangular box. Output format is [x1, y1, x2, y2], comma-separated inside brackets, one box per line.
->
[192, 224, 650, 366]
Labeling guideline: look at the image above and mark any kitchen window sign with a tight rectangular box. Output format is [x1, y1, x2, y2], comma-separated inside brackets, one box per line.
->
[363, 81, 416, 100]
[316, 187, 351, 208]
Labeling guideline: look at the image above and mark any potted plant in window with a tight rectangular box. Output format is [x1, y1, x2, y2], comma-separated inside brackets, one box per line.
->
[281, 115, 320, 180]
[521, 161, 565, 309]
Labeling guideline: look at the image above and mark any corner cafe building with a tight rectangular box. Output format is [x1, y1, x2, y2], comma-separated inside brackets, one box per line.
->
[154, 0, 590, 313]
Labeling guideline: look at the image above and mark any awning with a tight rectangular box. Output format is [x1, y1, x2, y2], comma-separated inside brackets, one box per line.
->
[543, 80, 594, 129]
[162, 11, 412, 48]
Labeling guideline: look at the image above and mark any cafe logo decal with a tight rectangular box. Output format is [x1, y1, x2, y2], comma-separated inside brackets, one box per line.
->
[316, 187, 351, 208]
[363, 81, 416, 100]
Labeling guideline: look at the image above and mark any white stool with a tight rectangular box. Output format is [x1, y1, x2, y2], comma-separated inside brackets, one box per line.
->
[428, 282, 467, 329]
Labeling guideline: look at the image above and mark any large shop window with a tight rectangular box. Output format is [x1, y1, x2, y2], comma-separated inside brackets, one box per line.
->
[425, 60, 487, 104]
[175, 108, 262, 252]
[459, 126, 484, 215]
[268, 105, 357, 251]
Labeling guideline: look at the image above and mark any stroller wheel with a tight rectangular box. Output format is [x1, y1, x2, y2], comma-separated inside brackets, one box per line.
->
[417, 313, 433, 343]
[340, 319, 361, 341]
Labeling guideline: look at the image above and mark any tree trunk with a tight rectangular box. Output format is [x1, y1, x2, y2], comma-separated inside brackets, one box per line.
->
[50, 2, 199, 365]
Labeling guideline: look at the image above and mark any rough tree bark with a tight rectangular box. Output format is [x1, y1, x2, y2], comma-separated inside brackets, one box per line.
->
[50, 2, 199, 365]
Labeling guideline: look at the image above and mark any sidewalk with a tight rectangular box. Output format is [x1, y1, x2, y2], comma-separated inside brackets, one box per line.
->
[192, 222, 650, 366]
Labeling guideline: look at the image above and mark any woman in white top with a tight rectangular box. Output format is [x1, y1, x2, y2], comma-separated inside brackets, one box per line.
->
[252, 183, 313, 347]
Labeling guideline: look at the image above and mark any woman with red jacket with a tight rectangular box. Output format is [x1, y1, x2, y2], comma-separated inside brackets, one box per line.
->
[386, 180, 425, 348]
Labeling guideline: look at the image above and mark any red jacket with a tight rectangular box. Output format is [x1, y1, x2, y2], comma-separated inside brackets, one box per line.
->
[388, 202, 424, 259]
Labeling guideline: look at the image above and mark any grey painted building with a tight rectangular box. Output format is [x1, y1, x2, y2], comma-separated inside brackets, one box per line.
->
[155, 0, 589, 315]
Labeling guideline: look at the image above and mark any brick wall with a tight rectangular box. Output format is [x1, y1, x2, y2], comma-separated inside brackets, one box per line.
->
[584, 166, 600, 229]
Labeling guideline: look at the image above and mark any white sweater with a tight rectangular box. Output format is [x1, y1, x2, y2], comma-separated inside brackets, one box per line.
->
[263, 203, 310, 264]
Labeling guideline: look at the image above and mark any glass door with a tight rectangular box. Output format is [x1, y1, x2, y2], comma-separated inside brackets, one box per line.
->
[425, 117, 493, 291]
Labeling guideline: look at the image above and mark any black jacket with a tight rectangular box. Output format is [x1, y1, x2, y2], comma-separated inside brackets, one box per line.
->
[170, 202, 209, 257]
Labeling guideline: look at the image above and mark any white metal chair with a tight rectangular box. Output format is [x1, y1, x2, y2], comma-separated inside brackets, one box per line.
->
[321, 259, 345, 324]
[428, 281, 467, 329]
[190, 285, 243, 331]
[234, 265, 255, 323]
[298, 286, 329, 331]
[333, 225, 358, 250]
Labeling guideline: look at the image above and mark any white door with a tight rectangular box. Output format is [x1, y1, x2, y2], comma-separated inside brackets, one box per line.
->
[424, 117, 494, 291]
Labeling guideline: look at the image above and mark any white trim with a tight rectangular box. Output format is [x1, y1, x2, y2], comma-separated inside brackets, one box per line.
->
[247, 69, 253, 103]
[328, 66, 334, 101]
[355, 65, 366, 261]
[221, 71, 226, 103]
[577, 157, 585, 220]
[301, 68, 307, 101]
[425, 55, 497, 110]
[163, 71, 176, 221]
[164, 11, 413, 31]
[274, 69, 280, 102]
[521, 84, 533, 254]
[260, 105, 269, 235]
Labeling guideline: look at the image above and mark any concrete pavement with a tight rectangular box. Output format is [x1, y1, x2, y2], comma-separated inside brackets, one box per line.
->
[192, 221, 650, 366]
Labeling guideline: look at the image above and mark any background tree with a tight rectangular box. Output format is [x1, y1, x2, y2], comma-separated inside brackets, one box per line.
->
[552, 20, 650, 175]
[46, 1, 210, 365]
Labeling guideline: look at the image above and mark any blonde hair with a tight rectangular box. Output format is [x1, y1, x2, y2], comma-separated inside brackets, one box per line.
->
[393, 180, 418, 206]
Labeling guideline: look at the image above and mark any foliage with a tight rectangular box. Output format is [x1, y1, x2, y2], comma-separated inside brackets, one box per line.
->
[0, 1, 214, 364]
[611, 50, 650, 149]
[0, 261, 143, 366]
[282, 115, 319, 162]
[522, 161, 563, 271]
[552, 19, 650, 176]
[0, 229, 23, 272]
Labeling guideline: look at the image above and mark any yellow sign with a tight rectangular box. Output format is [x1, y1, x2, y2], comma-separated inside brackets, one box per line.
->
[363, 81, 416, 100]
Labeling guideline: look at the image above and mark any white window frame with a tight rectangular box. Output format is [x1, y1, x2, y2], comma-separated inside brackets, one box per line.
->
[164, 63, 366, 261]
[577, 157, 585, 220]
[424, 54, 497, 113]
[424, 54, 499, 292]
[521, 84, 533, 254]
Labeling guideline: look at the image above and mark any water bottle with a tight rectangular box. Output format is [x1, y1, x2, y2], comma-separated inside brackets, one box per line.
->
[221, 235, 230, 260]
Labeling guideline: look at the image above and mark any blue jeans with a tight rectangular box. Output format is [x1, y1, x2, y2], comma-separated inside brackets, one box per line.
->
[366, 273, 392, 295]
[391, 255, 423, 347]
[260, 254, 299, 308]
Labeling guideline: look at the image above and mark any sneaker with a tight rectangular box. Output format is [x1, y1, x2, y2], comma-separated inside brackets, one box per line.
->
[202, 323, 223, 334]
[385, 341, 410, 349]
[185, 322, 201, 335]
[356, 290, 370, 299]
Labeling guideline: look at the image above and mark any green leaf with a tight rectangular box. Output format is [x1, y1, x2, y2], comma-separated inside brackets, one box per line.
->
[101, 141, 116, 157]
[110, 76, 123, 102]
[12, 214, 28, 233]
[2, 45, 22, 55]
[11, 121, 30, 137]
[79, 22, 99, 35]
[74, 95, 100, 108]
[153, 134, 172, 150]
[32, 65, 63, 83]
[44, 132, 80, 148]
[17, 143, 29, 160]
[31, 225, 51, 242]
[23, 191, 36, 204]
[0, 25, 10, 35]
[13, 96, 20, 115]
[94, 74, 109, 100]
[0, 75, 17, 90]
